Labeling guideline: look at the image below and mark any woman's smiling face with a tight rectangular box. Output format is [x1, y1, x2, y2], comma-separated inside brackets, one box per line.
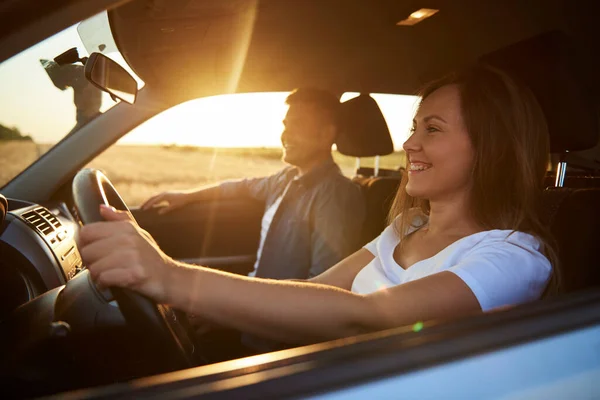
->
[403, 84, 475, 202]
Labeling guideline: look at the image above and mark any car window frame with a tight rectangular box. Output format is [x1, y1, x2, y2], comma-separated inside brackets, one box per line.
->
[66, 289, 600, 399]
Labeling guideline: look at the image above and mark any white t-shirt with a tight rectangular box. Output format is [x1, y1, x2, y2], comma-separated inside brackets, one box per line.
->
[248, 178, 298, 277]
[248, 194, 285, 277]
[351, 217, 552, 311]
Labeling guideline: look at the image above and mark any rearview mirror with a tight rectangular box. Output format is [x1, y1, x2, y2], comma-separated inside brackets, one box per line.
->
[84, 53, 137, 104]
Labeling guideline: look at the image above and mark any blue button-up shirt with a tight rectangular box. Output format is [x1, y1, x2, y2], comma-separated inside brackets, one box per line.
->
[219, 158, 366, 279]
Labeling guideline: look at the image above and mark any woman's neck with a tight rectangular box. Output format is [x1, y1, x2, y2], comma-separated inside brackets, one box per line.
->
[425, 192, 481, 237]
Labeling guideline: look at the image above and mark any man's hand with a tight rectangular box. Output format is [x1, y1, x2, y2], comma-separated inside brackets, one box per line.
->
[80, 205, 176, 303]
[140, 190, 195, 214]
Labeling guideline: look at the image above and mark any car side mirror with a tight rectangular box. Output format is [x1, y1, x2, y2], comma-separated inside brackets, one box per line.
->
[84, 52, 137, 104]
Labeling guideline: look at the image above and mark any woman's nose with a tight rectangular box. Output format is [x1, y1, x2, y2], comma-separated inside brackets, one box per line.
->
[402, 131, 421, 153]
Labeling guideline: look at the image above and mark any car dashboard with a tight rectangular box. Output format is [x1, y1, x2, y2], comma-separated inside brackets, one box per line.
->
[0, 199, 84, 320]
[0, 196, 188, 396]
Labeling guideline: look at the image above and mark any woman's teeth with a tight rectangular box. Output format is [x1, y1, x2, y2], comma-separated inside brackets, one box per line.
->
[409, 163, 432, 171]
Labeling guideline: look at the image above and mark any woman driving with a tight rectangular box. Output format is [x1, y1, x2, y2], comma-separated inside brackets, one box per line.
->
[80, 64, 557, 346]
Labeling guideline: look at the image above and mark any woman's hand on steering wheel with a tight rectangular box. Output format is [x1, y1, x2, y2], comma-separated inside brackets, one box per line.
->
[80, 205, 175, 305]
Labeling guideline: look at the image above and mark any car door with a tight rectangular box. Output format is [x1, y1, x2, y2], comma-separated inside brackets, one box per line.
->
[62, 289, 600, 399]
[132, 197, 263, 275]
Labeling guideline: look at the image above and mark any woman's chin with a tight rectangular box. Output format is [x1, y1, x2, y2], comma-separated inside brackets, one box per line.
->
[405, 184, 429, 199]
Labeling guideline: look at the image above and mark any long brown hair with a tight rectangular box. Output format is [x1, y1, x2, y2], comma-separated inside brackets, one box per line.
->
[388, 64, 559, 293]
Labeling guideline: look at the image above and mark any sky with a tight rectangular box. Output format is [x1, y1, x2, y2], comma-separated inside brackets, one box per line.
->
[120, 92, 418, 148]
[0, 13, 418, 149]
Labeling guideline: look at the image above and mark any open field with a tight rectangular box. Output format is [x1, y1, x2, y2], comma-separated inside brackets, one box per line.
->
[0, 141, 41, 185]
[0, 142, 406, 206]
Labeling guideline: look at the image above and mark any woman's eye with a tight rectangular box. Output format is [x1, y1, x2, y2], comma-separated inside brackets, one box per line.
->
[426, 125, 440, 133]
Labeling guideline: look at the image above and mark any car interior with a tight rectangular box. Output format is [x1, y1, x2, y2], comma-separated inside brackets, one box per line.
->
[1, 0, 600, 398]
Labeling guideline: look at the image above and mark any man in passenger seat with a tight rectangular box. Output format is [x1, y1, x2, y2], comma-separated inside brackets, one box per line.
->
[141, 88, 366, 280]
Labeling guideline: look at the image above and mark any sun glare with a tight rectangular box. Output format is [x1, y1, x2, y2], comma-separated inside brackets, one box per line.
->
[121, 92, 418, 149]
[120, 92, 290, 148]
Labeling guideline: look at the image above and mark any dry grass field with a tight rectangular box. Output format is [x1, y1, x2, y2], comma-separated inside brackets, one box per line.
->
[1, 141, 406, 206]
[0, 141, 41, 184]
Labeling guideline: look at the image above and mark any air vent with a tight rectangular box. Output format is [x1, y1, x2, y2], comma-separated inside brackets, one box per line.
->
[36, 207, 62, 230]
[21, 207, 62, 237]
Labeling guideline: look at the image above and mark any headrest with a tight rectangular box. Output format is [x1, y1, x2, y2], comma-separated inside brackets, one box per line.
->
[480, 30, 598, 153]
[336, 94, 394, 157]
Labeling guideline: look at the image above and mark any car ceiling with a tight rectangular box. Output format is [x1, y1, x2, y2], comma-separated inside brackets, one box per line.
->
[108, 0, 600, 104]
[0, 0, 129, 63]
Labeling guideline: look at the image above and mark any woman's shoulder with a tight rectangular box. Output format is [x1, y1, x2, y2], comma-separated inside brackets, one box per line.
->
[449, 230, 552, 311]
[456, 229, 552, 279]
[463, 229, 544, 254]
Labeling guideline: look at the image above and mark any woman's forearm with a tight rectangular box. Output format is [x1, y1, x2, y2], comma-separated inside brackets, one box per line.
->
[83, 207, 485, 347]
[164, 261, 376, 344]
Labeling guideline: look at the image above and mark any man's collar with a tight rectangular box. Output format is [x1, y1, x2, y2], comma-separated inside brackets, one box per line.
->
[288, 156, 340, 187]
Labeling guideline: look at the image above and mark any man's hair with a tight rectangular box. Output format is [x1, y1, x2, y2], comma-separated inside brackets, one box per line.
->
[285, 88, 340, 126]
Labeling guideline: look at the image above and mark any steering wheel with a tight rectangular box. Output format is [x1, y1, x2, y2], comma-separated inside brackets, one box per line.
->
[72, 168, 196, 369]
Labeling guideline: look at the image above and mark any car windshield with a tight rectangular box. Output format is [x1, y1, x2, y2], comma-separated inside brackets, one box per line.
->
[0, 12, 142, 188]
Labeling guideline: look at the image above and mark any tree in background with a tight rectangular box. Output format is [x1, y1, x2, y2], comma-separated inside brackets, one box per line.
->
[0, 124, 33, 142]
